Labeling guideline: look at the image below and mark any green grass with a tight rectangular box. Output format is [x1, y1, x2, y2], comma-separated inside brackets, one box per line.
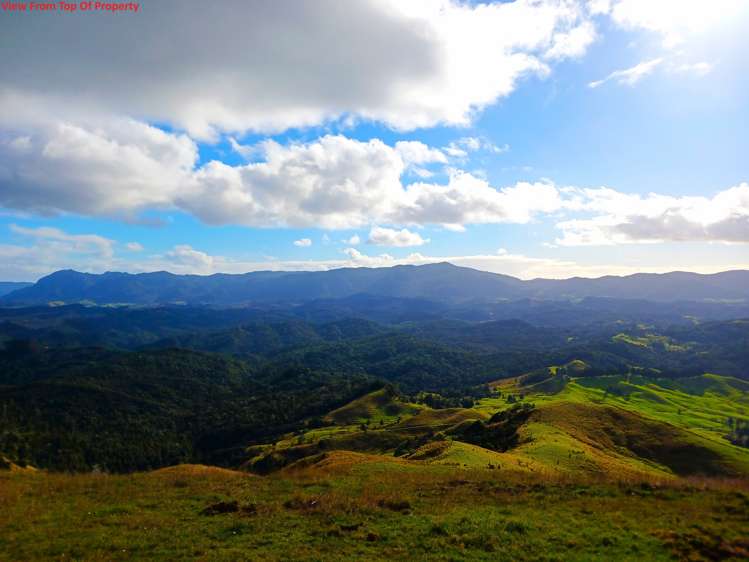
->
[563, 374, 749, 445]
[325, 387, 423, 425]
[612, 333, 689, 351]
[253, 371, 749, 482]
[3, 370, 749, 559]
[1, 459, 748, 561]
[474, 372, 749, 478]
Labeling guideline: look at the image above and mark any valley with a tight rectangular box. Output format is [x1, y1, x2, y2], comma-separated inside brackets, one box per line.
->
[1, 266, 748, 560]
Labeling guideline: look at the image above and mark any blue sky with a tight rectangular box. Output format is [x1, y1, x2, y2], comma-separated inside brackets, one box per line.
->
[0, 0, 747, 281]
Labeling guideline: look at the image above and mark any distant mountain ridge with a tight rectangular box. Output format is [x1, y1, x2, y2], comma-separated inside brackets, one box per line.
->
[0, 282, 32, 297]
[2, 263, 748, 305]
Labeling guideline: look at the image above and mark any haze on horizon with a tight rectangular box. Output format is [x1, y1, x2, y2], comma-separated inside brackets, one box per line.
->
[1, 0, 747, 282]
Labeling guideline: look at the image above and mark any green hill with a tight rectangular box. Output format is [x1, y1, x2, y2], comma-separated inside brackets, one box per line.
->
[239, 370, 749, 481]
[325, 386, 422, 425]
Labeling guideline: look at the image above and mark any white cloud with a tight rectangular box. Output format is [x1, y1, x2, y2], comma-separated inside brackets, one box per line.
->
[0, 0, 600, 138]
[125, 242, 144, 252]
[394, 141, 446, 166]
[345, 234, 361, 245]
[293, 238, 312, 247]
[0, 122, 565, 229]
[10, 224, 115, 258]
[556, 183, 749, 245]
[0, 224, 116, 280]
[444, 137, 509, 157]
[0, 97, 197, 218]
[179, 135, 408, 229]
[182, 136, 564, 229]
[3, 115, 746, 250]
[368, 226, 429, 247]
[488, 143, 510, 154]
[2, 224, 748, 282]
[343, 247, 395, 266]
[140, 247, 749, 280]
[588, 57, 663, 88]
[587, 0, 611, 16]
[671, 61, 713, 77]
[394, 172, 564, 226]
[412, 167, 434, 179]
[590, 57, 715, 89]
[609, 0, 748, 48]
[457, 137, 481, 151]
[444, 145, 468, 158]
[229, 137, 261, 160]
[545, 20, 598, 60]
[165, 244, 215, 272]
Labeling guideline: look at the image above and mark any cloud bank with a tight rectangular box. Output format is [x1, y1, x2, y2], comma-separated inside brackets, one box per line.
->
[3, 223, 748, 282]
[2, 115, 747, 245]
[0, 0, 601, 138]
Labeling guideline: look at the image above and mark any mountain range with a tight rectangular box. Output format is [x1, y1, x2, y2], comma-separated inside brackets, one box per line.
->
[0, 282, 32, 297]
[2, 263, 748, 305]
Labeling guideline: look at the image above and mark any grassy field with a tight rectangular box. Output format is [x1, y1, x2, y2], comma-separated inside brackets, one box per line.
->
[3, 371, 749, 560]
[2, 457, 749, 561]
[239, 372, 749, 480]
[474, 372, 749, 477]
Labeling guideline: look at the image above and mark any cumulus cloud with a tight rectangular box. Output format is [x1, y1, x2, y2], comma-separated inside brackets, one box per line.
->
[3, 116, 746, 249]
[125, 242, 144, 252]
[556, 183, 749, 245]
[343, 247, 395, 266]
[0, 0, 601, 138]
[293, 238, 312, 247]
[0, 96, 197, 218]
[588, 58, 663, 88]
[178, 135, 409, 228]
[394, 172, 564, 226]
[0, 119, 565, 229]
[368, 226, 429, 247]
[165, 244, 215, 272]
[0, 224, 116, 280]
[345, 234, 361, 245]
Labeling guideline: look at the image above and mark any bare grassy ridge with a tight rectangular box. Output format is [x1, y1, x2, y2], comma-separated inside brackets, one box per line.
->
[1, 457, 748, 561]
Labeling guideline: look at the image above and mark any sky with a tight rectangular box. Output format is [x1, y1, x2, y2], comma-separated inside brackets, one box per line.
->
[0, 0, 747, 282]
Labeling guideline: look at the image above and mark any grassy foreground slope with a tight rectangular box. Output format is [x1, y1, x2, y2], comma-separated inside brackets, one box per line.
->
[2, 458, 749, 561]
[2, 371, 749, 560]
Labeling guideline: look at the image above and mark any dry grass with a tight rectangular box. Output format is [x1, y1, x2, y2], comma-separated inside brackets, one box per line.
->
[1, 460, 748, 561]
